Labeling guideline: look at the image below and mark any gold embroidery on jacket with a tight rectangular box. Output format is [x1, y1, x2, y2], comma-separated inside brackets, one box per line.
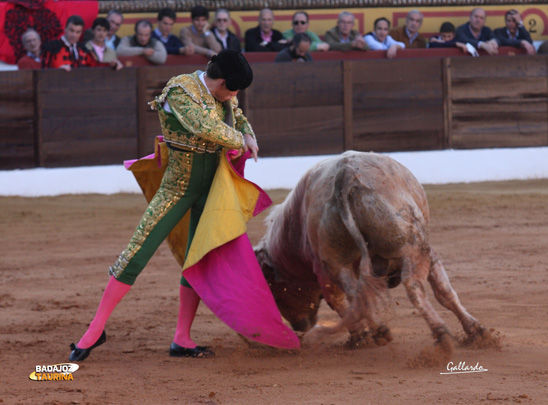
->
[109, 151, 194, 278]
[149, 72, 256, 152]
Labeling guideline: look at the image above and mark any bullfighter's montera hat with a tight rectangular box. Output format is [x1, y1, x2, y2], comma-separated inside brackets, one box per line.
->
[211, 50, 253, 91]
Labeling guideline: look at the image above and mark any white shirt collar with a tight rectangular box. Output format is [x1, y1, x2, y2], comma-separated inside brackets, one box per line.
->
[199, 72, 211, 94]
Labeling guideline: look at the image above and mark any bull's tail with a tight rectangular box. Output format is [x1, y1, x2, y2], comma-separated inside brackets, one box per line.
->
[304, 164, 389, 348]
[333, 160, 388, 333]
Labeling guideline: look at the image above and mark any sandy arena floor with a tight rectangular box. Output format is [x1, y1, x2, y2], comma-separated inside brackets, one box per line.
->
[1, 179, 547, 404]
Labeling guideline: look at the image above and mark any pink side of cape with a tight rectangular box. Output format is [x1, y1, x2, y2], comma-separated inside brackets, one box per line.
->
[186, 150, 299, 349]
[184, 234, 299, 349]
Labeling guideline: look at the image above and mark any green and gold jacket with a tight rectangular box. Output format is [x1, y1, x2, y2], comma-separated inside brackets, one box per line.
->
[149, 71, 256, 153]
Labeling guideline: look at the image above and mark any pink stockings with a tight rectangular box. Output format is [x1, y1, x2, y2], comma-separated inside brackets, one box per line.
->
[173, 285, 201, 349]
[77, 276, 131, 349]
[77, 278, 201, 350]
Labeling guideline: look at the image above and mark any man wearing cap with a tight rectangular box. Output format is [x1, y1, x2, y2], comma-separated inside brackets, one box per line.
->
[69, 50, 260, 361]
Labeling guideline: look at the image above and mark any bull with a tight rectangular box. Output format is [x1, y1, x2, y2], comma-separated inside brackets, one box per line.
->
[255, 151, 488, 352]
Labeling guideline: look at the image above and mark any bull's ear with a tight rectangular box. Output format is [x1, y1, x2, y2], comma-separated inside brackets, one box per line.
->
[254, 247, 269, 266]
[254, 248, 279, 282]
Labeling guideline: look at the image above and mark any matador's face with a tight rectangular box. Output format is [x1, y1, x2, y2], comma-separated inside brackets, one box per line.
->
[212, 80, 238, 102]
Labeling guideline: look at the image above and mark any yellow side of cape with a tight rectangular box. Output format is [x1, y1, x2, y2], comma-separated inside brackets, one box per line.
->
[127, 138, 260, 271]
[183, 151, 260, 270]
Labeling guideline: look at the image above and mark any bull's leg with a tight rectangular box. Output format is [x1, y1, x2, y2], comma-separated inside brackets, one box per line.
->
[338, 263, 393, 347]
[427, 252, 486, 340]
[313, 223, 391, 347]
[315, 268, 349, 316]
[314, 261, 361, 336]
[315, 267, 369, 348]
[401, 254, 453, 353]
[312, 256, 391, 347]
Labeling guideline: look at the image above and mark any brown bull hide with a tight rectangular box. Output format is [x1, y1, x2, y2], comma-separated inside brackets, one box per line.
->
[256, 151, 488, 351]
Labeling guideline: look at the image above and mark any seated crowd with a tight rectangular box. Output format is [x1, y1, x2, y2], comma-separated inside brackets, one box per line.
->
[14, 6, 539, 70]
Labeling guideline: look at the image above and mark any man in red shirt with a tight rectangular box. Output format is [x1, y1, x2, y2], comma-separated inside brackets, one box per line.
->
[17, 28, 42, 69]
[42, 15, 94, 71]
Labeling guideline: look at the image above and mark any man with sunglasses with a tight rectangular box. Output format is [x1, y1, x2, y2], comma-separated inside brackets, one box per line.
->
[283, 11, 329, 52]
[211, 8, 241, 51]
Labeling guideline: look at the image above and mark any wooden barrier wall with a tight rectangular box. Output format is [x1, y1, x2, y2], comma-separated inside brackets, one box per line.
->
[36, 68, 139, 167]
[1, 54, 548, 169]
[348, 58, 446, 152]
[243, 62, 345, 157]
[0, 70, 35, 168]
[449, 56, 548, 148]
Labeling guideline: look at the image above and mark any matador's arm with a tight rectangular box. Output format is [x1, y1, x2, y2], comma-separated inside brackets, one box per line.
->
[167, 88, 245, 149]
[231, 96, 257, 143]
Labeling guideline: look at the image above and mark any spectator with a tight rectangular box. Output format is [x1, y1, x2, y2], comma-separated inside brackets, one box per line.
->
[275, 33, 312, 62]
[83, 10, 124, 50]
[364, 17, 405, 59]
[42, 15, 94, 71]
[117, 20, 167, 65]
[179, 5, 221, 57]
[85, 17, 123, 70]
[283, 11, 329, 52]
[389, 10, 427, 49]
[324, 11, 367, 51]
[538, 41, 548, 54]
[17, 29, 42, 69]
[211, 9, 240, 51]
[105, 10, 124, 49]
[455, 8, 499, 55]
[494, 10, 535, 55]
[429, 22, 468, 53]
[244, 8, 288, 52]
[152, 8, 194, 55]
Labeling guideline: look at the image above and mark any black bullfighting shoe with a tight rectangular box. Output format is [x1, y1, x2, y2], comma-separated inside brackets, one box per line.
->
[69, 331, 107, 361]
[169, 342, 215, 358]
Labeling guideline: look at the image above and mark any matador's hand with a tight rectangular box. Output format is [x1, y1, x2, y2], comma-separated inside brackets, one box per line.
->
[243, 134, 259, 162]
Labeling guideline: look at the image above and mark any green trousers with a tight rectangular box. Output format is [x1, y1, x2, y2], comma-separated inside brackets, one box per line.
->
[109, 150, 219, 286]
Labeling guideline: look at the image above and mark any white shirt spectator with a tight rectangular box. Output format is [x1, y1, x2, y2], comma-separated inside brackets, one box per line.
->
[364, 32, 406, 50]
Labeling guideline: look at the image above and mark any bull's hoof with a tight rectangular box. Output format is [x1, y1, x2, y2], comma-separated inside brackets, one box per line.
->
[373, 326, 393, 346]
[344, 330, 371, 349]
[433, 327, 454, 355]
[462, 326, 502, 350]
[436, 332, 454, 355]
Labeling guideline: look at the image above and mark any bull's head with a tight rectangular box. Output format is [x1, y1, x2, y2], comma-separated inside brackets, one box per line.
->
[255, 245, 322, 333]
